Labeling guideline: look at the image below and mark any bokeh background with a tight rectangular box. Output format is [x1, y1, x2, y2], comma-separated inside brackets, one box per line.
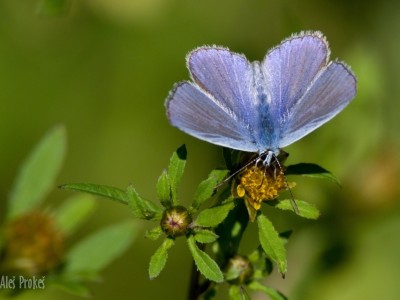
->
[1, 0, 399, 299]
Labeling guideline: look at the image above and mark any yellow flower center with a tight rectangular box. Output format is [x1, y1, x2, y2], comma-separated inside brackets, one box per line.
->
[234, 162, 295, 221]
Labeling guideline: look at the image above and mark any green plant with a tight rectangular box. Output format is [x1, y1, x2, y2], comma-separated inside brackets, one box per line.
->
[0, 126, 137, 297]
[61, 144, 337, 299]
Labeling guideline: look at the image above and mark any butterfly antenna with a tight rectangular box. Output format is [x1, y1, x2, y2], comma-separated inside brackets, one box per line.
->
[214, 155, 261, 190]
[272, 154, 299, 215]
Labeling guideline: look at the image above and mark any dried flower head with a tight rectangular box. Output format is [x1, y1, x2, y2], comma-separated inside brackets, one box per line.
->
[1, 211, 64, 276]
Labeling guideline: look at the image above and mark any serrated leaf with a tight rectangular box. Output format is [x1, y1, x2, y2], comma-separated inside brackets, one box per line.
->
[195, 201, 235, 227]
[193, 229, 218, 244]
[145, 226, 163, 241]
[229, 285, 251, 300]
[257, 214, 287, 275]
[60, 183, 128, 204]
[126, 185, 163, 220]
[167, 145, 187, 205]
[8, 126, 66, 219]
[65, 221, 137, 274]
[149, 238, 174, 279]
[187, 236, 223, 283]
[247, 281, 287, 300]
[53, 194, 96, 235]
[271, 199, 320, 220]
[285, 163, 341, 185]
[157, 170, 172, 208]
[192, 169, 229, 209]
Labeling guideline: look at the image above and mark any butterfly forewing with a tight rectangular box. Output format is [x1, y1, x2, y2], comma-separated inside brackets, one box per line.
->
[261, 32, 329, 130]
[188, 48, 261, 138]
[166, 82, 259, 152]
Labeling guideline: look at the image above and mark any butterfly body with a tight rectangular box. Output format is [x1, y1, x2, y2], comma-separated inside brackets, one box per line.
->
[166, 31, 357, 164]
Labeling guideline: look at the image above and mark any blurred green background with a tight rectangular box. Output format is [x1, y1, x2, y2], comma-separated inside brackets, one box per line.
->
[1, 0, 399, 299]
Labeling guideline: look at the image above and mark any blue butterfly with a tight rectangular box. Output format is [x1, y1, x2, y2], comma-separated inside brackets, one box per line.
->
[165, 31, 357, 164]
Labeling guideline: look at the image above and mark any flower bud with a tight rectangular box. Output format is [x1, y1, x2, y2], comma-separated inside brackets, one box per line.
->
[160, 206, 192, 237]
[225, 255, 253, 285]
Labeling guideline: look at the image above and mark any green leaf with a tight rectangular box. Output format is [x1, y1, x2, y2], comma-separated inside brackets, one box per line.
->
[225, 268, 240, 282]
[145, 226, 163, 241]
[192, 169, 229, 210]
[248, 247, 273, 279]
[60, 183, 128, 204]
[193, 229, 218, 244]
[65, 221, 138, 274]
[157, 170, 172, 208]
[247, 281, 287, 300]
[48, 276, 92, 298]
[229, 285, 251, 300]
[214, 200, 248, 261]
[248, 247, 263, 264]
[53, 194, 96, 235]
[222, 148, 241, 170]
[257, 214, 287, 275]
[195, 201, 235, 227]
[271, 199, 320, 219]
[187, 236, 223, 283]
[149, 238, 175, 279]
[126, 185, 163, 220]
[60, 270, 100, 282]
[8, 126, 66, 219]
[167, 145, 187, 205]
[285, 163, 341, 185]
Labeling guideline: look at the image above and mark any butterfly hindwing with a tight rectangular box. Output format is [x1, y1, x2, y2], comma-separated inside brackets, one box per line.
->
[278, 61, 356, 148]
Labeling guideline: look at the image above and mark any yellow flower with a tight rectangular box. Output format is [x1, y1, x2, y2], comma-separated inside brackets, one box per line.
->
[234, 161, 295, 221]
